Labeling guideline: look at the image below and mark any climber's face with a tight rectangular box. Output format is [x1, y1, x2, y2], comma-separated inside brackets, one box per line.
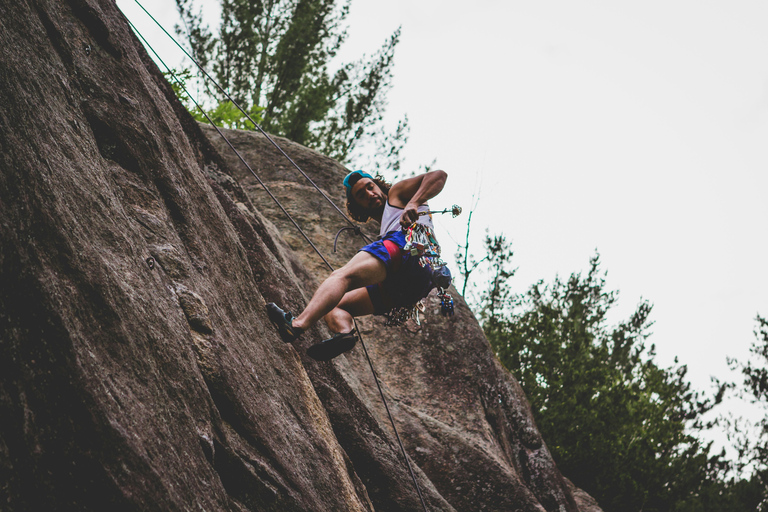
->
[350, 178, 386, 212]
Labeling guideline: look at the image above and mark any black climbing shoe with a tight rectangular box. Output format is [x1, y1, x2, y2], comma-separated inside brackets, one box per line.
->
[306, 331, 358, 361]
[266, 303, 303, 343]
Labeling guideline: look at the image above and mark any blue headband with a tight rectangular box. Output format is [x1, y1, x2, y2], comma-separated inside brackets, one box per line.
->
[343, 170, 374, 198]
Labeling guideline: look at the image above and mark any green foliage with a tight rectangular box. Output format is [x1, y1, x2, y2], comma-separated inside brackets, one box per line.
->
[727, 315, 768, 510]
[163, 68, 264, 130]
[672, 474, 766, 512]
[164, 67, 196, 105]
[480, 252, 730, 512]
[173, 0, 407, 166]
[190, 100, 264, 130]
[746, 316, 768, 398]
[477, 234, 515, 321]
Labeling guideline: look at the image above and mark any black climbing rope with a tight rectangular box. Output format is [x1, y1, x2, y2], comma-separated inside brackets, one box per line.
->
[354, 316, 429, 510]
[127, 18, 334, 273]
[131, 0, 371, 246]
[126, 6, 428, 511]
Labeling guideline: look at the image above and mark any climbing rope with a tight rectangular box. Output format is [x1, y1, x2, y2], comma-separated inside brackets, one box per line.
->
[127, 18, 334, 273]
[354, 315, 429, 510]
[126, 7, 428, 511]
[131, 0, 371, 246]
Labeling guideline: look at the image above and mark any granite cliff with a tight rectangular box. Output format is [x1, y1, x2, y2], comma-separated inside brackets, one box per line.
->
[0, 1, 602, 510]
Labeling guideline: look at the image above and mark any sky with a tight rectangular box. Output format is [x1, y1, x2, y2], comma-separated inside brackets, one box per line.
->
[117, 0, 768, 454]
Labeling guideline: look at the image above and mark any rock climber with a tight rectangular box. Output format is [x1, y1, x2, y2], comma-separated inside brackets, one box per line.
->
[266, 169, 450, 361]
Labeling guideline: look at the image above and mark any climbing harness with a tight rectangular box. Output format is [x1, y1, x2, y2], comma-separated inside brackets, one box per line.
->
[127, 4, 431, 510]
[382, 220, 457, 326]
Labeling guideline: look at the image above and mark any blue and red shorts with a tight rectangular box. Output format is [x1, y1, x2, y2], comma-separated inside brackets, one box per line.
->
[360, 230, 436, 315]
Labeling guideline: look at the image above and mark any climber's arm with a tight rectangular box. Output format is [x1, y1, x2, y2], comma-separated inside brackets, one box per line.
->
[388, 170, 448, 227]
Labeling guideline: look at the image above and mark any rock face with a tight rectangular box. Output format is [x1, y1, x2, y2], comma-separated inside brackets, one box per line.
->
[0, 1, 601, 511]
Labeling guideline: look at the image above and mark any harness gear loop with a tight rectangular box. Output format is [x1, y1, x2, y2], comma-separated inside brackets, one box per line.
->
[383, 223, 453, 327]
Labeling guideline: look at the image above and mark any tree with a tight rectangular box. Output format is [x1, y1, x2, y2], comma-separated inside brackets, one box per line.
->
[163, 69, 265, 130]
[728, 315, 768, 510]
[481, 253, 728, 512]
[671, 474, 766, 512]
[173, 0, 407, 165]
[477, 233, 515, 322]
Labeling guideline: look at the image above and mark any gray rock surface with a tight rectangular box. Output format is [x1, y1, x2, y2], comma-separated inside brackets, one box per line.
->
[0, 0, 602, 510]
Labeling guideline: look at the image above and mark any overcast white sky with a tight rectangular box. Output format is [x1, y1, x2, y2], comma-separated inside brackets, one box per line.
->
[118, 0, 768, 454]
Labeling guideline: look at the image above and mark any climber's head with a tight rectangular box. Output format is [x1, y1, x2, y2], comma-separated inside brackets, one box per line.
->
[344, 170, 390, 222]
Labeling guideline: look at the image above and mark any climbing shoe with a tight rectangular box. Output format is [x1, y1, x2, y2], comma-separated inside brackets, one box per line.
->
[306, 331, 358, 361]
[266, 303, 303, 343]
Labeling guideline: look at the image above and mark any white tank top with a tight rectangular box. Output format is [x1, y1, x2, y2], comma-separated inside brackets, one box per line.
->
[379, 201, 434, 237]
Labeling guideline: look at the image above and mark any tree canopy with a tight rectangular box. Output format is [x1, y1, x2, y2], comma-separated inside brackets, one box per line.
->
[738, 315, 768, 475]
[173, 0, 406, 166]
[471, 241, 733, 511]
[727, 315, 768, 510]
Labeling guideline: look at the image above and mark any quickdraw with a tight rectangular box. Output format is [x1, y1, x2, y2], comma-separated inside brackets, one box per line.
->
[385, 301, 425, 327]
[403, 223, 441, 262]
[439, 291, 454, 317]
[419, 204, 463, 218]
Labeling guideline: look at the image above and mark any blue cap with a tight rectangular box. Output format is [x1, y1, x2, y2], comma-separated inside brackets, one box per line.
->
[343, 170, 374, 199]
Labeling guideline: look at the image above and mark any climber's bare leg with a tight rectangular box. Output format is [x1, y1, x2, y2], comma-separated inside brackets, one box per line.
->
[323, 288, 376, 334]
[292, 251, 386, 332]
